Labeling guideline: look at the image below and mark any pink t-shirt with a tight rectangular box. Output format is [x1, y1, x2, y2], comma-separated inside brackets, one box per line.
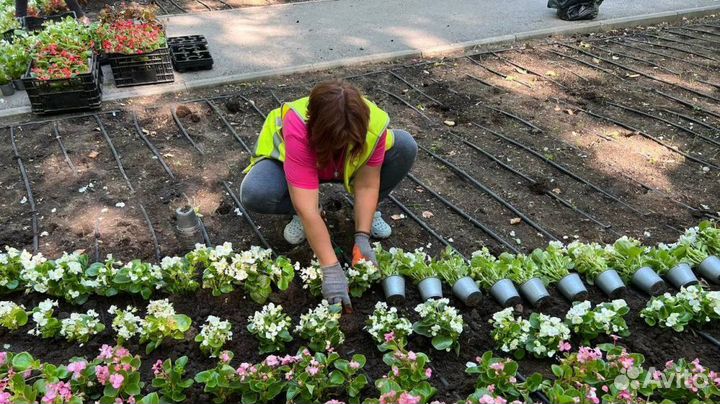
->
[283, 110, 386, 190]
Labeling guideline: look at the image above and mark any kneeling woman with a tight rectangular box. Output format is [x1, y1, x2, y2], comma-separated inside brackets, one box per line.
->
[240, 80, 417, 308]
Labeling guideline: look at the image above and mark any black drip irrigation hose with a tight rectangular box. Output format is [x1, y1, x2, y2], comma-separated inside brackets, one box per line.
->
[165, 0, 188, 13]
[655, 90, 720, 121]
[93, 114, 135, 193]
[152, 0, 169, 14]
[466, 73, 498, 88]
[270, 91, 283, 106]
[515, 372, 552, 404]
[477, 104, 545, 134]
[132, 112, 176, 180]
[213, 0, 230, 9]
[10, 127, 39, 254]
[623, 37, 720, 63]
[491, 52, 569, 89]
[604, 101, 720, 149]
[377, 88, 433, 122]
[665, 29, 720, 46]
[388, 70, 444, 105]
[683, 27, 720, 39]
[592, 44, 679, 75]
[221, 181, 273, 252]
[544, 48, 622, 78]
[139, 203, 161, 261]
[558, 43, 720, 104]
[406, 173, 521, 254]
[204, 99, 253, 154]
[234, 94, 267, 120]
[693, 327, 720, 352]
[419, 144, 559, 242]
[171, 108, 205, 155]
[645, 33, 718, 53]
[661, 108, 720, 133]
[578, 108, 720, 171]
[386, 194, 463, 256]
[617, 171, 707, 217]
[472, 123, 650, 218]
[94, 218, 101, 262]
[193, 0, 212, 11]
[52, 121, 77, 175]
[465, 56, 533, 89]
[453, 132, 617, 233]
[1, 109, 123, 131]
[608, 39, 711, 70]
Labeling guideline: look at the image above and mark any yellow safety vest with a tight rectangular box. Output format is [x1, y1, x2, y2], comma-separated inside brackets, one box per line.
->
[244, 96, 394, 193]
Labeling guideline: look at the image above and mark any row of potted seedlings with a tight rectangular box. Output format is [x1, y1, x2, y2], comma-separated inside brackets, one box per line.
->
[368, 220, 720, 308]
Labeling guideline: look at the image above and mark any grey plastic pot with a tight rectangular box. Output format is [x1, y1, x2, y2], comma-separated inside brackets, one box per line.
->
[665, 263, 698, 289]
[698, 255, 720, 284]
[452, 276, 482, 306]
[557, 273, 588, 301]
[519, 277, 550, 307]
[12, 79, 24, 91]
[0, 83, 15, 96]
[631, 267, 666, 295]
[175, 206, 203, 250]
[418, 277, 443, 301]
[382, 275, 406, 305]
[489, 279, 521, 307]
[595, 269, 626, 297]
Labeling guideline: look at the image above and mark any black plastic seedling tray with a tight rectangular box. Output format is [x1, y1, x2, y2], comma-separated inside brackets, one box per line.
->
[168, 35, 214, 72]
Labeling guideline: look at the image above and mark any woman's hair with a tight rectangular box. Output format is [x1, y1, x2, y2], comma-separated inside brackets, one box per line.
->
[307, 80, 369, 168]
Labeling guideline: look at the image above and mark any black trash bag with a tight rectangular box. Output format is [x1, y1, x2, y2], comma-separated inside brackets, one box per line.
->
[547, 0, 604, 21]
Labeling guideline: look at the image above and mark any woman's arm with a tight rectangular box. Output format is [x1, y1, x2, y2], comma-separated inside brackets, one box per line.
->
[288, 185, 337, 266]
[353, 164, 381, 234]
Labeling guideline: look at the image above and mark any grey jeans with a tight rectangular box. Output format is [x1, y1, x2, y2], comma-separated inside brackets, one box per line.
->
[240, 129, 417, 214]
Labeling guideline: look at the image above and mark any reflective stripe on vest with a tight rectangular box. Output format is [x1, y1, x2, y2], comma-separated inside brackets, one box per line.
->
[244, 96, 394, 193]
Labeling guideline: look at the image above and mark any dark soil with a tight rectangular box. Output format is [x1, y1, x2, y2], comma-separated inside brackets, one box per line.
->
[2, 15, 720, 403]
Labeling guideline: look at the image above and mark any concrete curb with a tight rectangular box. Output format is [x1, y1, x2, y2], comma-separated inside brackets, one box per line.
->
[1, 4, 719, 119]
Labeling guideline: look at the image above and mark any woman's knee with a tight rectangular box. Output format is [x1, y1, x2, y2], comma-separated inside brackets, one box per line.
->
[390, 129, 418, 165]
[239, 161, 292, 214]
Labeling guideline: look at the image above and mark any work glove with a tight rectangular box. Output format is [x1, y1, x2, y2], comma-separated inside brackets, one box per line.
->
[352, 232, 378, 267]
[321, 262, 352, 313]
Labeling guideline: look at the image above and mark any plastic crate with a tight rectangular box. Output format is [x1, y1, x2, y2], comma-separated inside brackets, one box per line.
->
[168, 35, 207, 46]
[22, 11, 76, 31]
[21, 53, 102, 115]
[3, 29, 15, 43]
[168, 37, 213, 72]
[108, 46, 175, 87]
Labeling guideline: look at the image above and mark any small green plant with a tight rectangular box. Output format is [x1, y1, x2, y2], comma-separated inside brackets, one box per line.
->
[112, 259, 165, 299]
[94, 344, 145, 404]
[60, 309, 105, 345]
[505, 253, 541, 285]
[195, 315, 233, 358]
[139, 299, 192, 354]
[641, 285, 720, 332]
[676, 221, 720, 265]
[469, 247, 507, 290]
[374, 243, 402, 278]
[0, 301, 27, 330]
[365, 301, 413, 351]
[0, 246, 27, 294]
[465, 351, 547, 402]
[28, 298, 61, 338]
[108, 305, 142, 344]
[564, 300, 630, 344]
[644, 243, 684, 276]
[566, 241, 610, 283]
[159, 256, 200, 294]
[347, 259, 382, 297]
[532, 241, 574, 284]
[286, 349, 368, 404]
[490, 308, 570, 359]
[247, 303, 293, 354]
[435, 246, 471, 285]
[398, 248, 436, 283]
[378, 349, 437, 403]
[413, 298, 464, 354]
[21, 251, 91, 304]
[295, 300, 344, 352]
[150, 356, 195, 403]
[607, 236, 650, 281]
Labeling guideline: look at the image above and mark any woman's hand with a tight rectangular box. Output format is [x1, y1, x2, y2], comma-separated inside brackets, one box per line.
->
[353, 232, 377, 266]
[321, 262, 352, 310]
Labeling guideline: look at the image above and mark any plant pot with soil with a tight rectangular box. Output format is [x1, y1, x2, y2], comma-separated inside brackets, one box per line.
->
[676, 220, 720, 284]
[568, 241, 626, 297]
[470, 247, 521, 307]
[436, 247, 482, 306]
[400, 248, 442, 301]
[374, 243, 406, 304]
[506, 253, 550, 308]
[646, 244, 698, 289]
[609, 236, 666, 295]
[533, 241, 588, 302]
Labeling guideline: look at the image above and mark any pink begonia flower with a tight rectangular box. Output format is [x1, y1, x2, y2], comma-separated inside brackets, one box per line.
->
[349, 360, 361, 370]
[601, 385, 609, 393]
[265, 355, 279, 367]
[384, 332, 395, 342]
[691, 358, 705, 373]
[558, 341, 572, 352]
[115, 347, 130, 359]
[398, 392, 421, 404]
[22, 370, 31, 379]
[109, 373, 124, 389]
[665, 360, 675, 370]
[95, 365, 110, 385]
[586, 386, 599, 404]
[577, 347, 602, 364]
[619, 356, 634, 370]
[611, 334, 621, 344]
[653, 370, 663, 380]
[307, 366, 320, 376]
[152, 360, 164, 376]
[425, 367, 432, 378]
[490, 362, 505, 372]
[407, 351, 417, 361]
[67, 360, 87, 379]
[379, 391, 397, 404]
[487, 384, 496, 393]
[0, 392, 10, 404]
[324, 400, 345, 404]
[220, 352, 231, 363]
[128, 397, 136, 404]
[392, 366, 400, 377]
[285, 370, 294, 381]
[0, 352, 6, 366]
[617, 390, 632, 402]
[98, 345, 113, 360]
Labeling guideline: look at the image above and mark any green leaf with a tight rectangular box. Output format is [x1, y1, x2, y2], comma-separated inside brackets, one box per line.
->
[175, 315, 192, 332]
[12, 352, 33, 371]
[139, 392, 160, 404]
[431, 335, 453, 351]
